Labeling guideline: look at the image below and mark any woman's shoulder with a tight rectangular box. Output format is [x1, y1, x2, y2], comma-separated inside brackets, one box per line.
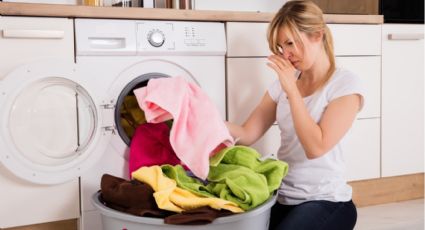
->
[332, 67, 360, 81]
[324, 67, 365, 99]
[328, 67, 363, 88]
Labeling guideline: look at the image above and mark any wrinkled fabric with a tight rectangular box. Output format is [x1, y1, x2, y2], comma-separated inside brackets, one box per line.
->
[164, 206, 233, 225]
[133, 77, 234, 179]
[161, 164, 214, 198]
[120, 95, 146, 139]
[131, 166, 243, 213]
[100, 174, 166, 217]
[207, 146, 288, 210]
[129, 122, 183, 175]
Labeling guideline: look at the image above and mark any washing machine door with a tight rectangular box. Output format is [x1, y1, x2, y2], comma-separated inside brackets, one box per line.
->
[0, 60, 113, 185]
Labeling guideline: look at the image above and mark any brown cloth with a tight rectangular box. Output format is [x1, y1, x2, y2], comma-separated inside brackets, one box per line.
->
[100, 173, 168, 217]
[164, 206, 234, 225]
[100, 173, 235, 225]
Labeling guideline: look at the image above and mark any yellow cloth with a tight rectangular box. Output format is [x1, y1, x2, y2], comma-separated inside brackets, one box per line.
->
[132, 166, 244, 213]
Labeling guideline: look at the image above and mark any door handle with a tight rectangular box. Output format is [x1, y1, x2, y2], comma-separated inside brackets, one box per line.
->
[388, 33, 424, 40]
[2, 29, 65, 39]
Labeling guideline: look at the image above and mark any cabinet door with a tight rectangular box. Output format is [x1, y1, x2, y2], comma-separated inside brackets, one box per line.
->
[0, 17, 79, 228]
[344, 119, 380, 181]
[226, 22, 269, 57]
[329, 24, 381, 56]
[227, 57, 280, 157]
[227, 58, 275, 123]
[382, 24, 424, 177]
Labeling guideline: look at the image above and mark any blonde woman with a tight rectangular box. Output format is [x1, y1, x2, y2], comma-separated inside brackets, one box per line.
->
[225, 1, 362, 229]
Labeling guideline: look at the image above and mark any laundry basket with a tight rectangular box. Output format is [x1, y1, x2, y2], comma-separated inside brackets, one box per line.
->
[92, 191, 277, 230]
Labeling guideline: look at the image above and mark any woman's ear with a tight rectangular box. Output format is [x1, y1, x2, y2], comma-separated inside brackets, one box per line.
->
[310, 30, 324, 42]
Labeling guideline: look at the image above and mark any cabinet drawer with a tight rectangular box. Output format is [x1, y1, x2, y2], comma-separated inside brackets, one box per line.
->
[344, 118, 380, 181]
[226, 22, 269, 57]
[0, 16, 74, 79]
[329, 24, 381, 56]
[336, 56, 381, 118]
[226, 23, 381, 57]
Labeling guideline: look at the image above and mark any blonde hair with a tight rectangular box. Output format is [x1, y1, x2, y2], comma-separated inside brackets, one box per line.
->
[267, 0, 335, 82]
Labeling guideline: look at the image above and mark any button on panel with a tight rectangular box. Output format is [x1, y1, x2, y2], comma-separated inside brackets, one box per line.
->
[137, 22, 174, 52]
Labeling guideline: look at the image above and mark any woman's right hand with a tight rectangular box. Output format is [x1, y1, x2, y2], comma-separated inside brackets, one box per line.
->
[267, 54, 298, 98]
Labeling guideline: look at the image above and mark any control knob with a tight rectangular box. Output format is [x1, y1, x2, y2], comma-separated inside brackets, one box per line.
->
[147, 29, 165, 47]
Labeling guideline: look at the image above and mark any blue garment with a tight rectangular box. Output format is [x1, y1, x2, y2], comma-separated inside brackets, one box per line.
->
[269, 200, 357, 230]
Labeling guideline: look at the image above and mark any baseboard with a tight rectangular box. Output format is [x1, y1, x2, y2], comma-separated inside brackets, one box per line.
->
[349, 173, 424, 207]
[1, 219, 77, 230]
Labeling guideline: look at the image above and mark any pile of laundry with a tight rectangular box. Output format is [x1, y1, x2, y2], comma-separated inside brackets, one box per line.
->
[98, 77, 289, 225]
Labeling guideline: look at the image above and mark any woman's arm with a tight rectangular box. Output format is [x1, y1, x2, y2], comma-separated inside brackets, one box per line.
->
[226, 93, 277, 146]
[287, 90, 361, 159]
[267, 54, 361, 159]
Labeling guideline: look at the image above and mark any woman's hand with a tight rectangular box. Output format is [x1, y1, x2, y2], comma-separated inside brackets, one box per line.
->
[267, 54, 299, 98]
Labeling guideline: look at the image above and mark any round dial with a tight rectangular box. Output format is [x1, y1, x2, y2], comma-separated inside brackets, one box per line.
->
[147, 29, 165, 47]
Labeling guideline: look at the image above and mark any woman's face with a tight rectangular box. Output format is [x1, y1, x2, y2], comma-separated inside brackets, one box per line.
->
[277, 27, 323, 71]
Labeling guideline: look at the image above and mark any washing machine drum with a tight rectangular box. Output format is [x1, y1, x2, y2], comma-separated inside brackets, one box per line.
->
[114, 73, 175, 146]
[0, 61, 113, 185]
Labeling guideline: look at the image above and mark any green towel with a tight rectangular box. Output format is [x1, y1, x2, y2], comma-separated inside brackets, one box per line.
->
[161, 164, 215, 198]
[160, 146, 289, 211]
[207, 145, 288, 210]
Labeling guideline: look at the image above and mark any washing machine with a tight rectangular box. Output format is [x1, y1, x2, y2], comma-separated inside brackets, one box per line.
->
[74, 19, 227, 230]
[0, 18, 226, 229]
[0, 16, 81, 228]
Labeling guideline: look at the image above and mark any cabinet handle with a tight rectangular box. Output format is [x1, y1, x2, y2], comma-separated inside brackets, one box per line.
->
[2, 29, 65, 39]
[388, 33, 424, 40]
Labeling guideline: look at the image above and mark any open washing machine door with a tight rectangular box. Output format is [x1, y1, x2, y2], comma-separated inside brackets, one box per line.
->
[0, 60, 114, 185]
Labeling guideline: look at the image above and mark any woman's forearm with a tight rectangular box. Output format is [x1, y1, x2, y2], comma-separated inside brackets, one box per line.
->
[287, 90, 325, 159]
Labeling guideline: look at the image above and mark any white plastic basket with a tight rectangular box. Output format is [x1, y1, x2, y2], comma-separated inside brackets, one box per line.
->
[92, 191, 277, 230]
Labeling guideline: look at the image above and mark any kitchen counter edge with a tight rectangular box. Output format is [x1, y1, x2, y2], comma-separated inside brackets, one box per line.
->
[0, 2, 383, 24]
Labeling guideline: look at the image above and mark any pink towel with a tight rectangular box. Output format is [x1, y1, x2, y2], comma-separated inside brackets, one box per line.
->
[128, 122, 183, 176]
[133, 77, 234, 179]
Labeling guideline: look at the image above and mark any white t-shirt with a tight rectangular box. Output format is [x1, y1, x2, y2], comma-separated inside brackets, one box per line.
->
[268, 68, 365, 205]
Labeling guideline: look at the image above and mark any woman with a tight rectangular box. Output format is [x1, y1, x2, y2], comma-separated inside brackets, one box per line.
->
[225, 1, 362, 229]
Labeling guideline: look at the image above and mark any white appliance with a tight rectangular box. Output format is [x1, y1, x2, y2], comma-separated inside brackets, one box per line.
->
[0, 17, 226, 229]
[0, 16, 80, 228]
[74, 19, 226, 230]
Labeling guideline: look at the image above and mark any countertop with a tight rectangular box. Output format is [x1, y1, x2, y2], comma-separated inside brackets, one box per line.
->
[0, 2, 383, 24]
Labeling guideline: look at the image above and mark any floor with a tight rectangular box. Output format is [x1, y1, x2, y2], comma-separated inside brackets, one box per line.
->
[355, 199, 424, 230]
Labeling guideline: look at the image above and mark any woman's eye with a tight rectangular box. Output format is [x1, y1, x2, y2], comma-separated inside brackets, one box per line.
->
[278, 46, 284, 54]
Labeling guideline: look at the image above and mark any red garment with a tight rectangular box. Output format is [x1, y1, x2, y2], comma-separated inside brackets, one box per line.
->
[129, 122, 183, 176]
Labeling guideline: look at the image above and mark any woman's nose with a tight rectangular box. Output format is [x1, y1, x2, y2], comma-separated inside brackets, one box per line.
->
[282, 50, 291, 60]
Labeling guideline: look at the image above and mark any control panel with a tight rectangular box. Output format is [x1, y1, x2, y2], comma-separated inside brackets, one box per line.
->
[75, 19, 226, 56]
[136, 21, 226, 55]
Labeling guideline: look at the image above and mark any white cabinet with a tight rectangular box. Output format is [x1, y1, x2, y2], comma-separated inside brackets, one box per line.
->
[381, 24, 424, 177]
[336, 56, 381, 181]
[226, 23, 279, 157]
[226, 22, 381, 180]
[227, 57, 280, 157]
[343, 119, 380, 181]
[0, 16, 79, 228]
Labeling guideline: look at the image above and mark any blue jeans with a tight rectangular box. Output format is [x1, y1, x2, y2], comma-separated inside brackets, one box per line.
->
[269, 200, 357, 230]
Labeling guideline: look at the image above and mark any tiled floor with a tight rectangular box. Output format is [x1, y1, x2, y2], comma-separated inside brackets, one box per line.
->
[355, 199, 424, 230]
